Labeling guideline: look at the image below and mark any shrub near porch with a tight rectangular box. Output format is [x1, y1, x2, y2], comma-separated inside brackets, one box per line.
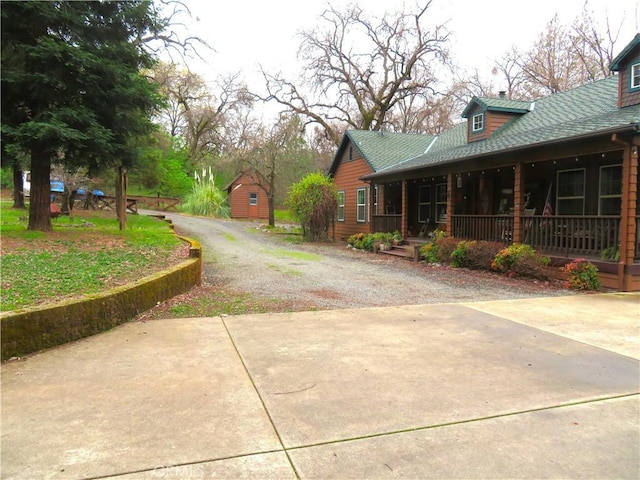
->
[420, 236, 554, 282]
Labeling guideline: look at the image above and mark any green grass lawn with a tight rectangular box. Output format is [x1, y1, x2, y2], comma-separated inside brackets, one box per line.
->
[0, 202, 183, 311]
[274, 209, 297, 223]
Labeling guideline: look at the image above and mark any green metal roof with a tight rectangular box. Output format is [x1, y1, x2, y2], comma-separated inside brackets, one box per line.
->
[330, 130, 437, 173]
[461, 97, 531, 118]
[366, 75, 640, 179]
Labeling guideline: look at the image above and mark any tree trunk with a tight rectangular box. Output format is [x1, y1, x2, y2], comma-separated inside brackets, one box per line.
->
[268, 193, 275, 227]
[61, 187, 76, 214]
[115, 166, 127, 231]
[12, 164, 25, 209]
[27, 148, 52, 232]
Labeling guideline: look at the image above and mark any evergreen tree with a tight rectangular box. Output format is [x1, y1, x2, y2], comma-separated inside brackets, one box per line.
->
[1, 1, 162, 231]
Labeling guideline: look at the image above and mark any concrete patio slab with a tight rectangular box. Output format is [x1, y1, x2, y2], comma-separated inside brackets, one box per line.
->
[288, 395, 640, 479]
[1, 318, 281, 480]
[224, 304, 639, 448]
[462, 292, 640, 359]
[2, 294, 638, 480]
[104, 451, 297, 479]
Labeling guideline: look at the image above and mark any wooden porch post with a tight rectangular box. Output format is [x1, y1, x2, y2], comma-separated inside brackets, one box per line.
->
[446, 173, 453, 235]
[401, 179, 408, 237]
[368, 182, 375, 232]
[618, 143, 638, 290]
[513, 162, 524, 242]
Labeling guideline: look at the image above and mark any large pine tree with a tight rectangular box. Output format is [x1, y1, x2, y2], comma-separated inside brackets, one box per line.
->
[1, 1, 161, 231]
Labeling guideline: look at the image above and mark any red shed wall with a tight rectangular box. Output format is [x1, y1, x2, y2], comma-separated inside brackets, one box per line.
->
[228, 172, 269, 220]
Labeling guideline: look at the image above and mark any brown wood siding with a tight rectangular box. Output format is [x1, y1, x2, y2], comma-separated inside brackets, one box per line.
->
[228, 172, 269, 220]
[332, 151, 374, 240]
[486, 111, 516, 135]
[618, 57, 640, 108]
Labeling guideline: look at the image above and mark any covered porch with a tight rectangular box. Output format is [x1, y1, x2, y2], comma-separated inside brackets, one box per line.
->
[368, 144, 639, 290]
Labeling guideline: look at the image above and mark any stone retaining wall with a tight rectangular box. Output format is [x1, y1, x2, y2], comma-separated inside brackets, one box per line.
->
[1, 237, 202, 361]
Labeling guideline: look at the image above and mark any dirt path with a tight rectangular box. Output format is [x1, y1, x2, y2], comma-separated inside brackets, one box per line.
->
[160, 213, 574, 311]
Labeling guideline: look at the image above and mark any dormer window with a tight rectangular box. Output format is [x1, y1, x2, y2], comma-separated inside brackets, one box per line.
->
[632, 63, 640, 90]
[472, 113, 484, 132]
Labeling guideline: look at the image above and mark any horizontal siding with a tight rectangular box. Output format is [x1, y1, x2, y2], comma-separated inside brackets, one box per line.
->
[487, 111, 516, 135]
[228, 172, 269, 219]
[332, 151, 374, 240]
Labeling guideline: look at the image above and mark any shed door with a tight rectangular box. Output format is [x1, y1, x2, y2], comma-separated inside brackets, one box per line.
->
[248, 192, 258, 218]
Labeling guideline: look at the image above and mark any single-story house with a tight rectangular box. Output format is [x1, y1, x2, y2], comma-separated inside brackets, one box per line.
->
[329, 34, 640, 291]
[225, 170, 270, 220]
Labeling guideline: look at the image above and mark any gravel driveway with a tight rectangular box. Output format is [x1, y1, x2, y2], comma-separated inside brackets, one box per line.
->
[162, 213, 574, 310]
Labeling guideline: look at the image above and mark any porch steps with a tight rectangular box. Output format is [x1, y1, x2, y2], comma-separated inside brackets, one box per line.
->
[377, 239, 426, 262]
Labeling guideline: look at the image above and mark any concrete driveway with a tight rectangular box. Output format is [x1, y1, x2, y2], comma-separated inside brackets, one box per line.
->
[1, 293, 639, 479]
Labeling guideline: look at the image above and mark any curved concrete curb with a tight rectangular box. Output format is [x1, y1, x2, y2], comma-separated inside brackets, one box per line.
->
[0, 236, 202, 361]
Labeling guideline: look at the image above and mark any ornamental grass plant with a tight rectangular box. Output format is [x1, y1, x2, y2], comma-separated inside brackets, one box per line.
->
[181, 166, 230, 218]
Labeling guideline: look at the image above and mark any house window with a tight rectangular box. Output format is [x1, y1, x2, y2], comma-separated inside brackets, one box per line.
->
[599, 165, 622, 215]
[418, 185, 431, 223]
[436, 183, 447, 222]
[356, 188, 367, 223]
[631, 63, 640, 90]
[337, 190, 345, 221]
[472, 113, 484, 132]
[556, 169, 585, 215]
[249, 192, 258, 205]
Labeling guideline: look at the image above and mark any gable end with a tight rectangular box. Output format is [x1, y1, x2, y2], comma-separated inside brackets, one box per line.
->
[610, 34, 640, 109]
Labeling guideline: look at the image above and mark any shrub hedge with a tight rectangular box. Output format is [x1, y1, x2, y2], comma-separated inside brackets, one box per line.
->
[419, 235, 553, 281]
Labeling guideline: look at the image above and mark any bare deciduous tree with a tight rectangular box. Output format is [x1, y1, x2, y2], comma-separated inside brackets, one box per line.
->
[488, 5, 629, 100]
[151, 63, 252, 168]
[138, 0, 210, 62]
[232, 114, 308, 226]
[258, 2, 450, 145]
[519, 14, 585, 95]
[569, 3, 630, 81]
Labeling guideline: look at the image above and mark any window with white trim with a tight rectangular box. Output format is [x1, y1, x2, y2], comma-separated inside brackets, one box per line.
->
[249, 192, 258, 205]
[472, 113, 484, 132]
[356, 188, 367, 223]
[556, 169, 585, 215]
[418, 185, 431, 224]
[599, 165, 622, 215]
[337, 190, 345, 221]
[632, 63, 640, 90]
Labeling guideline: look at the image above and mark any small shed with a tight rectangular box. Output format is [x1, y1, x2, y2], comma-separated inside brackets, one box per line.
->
[225, 170, 269, 220]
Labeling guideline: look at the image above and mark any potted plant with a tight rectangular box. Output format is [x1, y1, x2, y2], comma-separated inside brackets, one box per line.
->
[391, 231, 403, 246]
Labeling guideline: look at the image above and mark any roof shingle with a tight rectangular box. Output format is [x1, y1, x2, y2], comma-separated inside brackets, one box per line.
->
[367, 76, 640, 177]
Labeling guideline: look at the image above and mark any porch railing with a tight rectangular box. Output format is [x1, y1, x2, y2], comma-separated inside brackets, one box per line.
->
[452, 215, 622, 259]
[372, 214, 402, 233]
[525, 215, 620, 258]
[452, 215, 512, 243]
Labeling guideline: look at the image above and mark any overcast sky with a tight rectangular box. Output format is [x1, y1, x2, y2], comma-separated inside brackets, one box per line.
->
[182, 0, 637, 75]
[172, 0, 638, 120]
